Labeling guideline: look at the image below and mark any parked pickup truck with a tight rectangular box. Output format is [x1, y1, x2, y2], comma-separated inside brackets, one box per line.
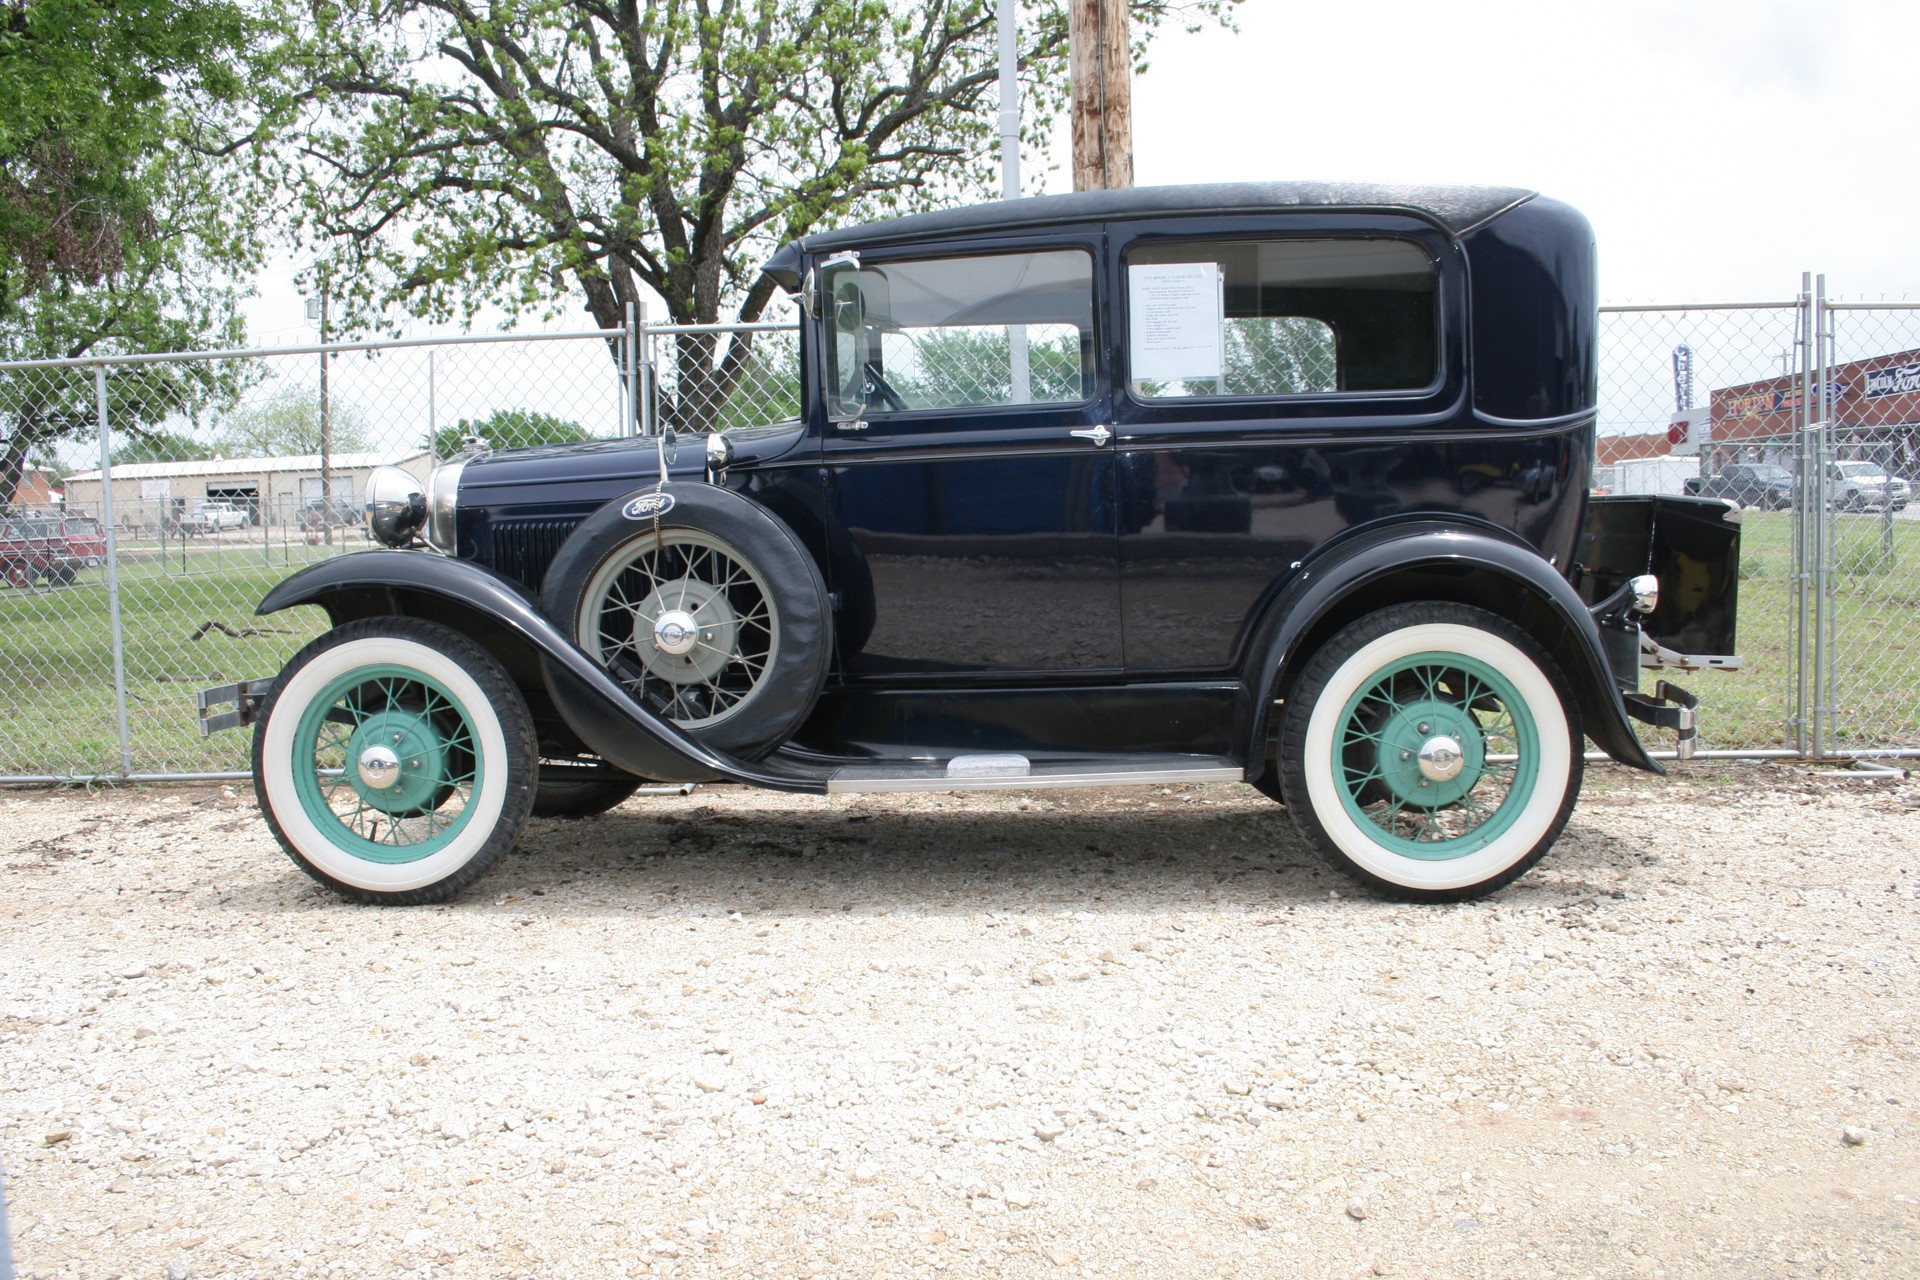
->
[181, 500, 248, 534]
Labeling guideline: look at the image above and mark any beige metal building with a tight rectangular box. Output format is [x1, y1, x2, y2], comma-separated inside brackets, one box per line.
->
[63, 451, 433, 531]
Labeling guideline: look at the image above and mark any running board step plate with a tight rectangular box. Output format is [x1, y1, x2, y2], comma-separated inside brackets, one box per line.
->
[824, 754, 1243, 795]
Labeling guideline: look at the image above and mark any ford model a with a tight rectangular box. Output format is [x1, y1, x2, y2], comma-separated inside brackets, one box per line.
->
[202, 183, 1739, 905]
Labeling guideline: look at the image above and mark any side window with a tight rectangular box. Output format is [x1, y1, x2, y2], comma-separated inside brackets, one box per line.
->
[824, 249, 1094, 417]
[1125, 238, 1437, 400]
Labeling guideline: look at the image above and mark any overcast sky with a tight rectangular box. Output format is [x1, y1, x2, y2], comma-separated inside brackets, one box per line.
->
[244, 0, 1918, 346]
[1098, 0, 1919, 302]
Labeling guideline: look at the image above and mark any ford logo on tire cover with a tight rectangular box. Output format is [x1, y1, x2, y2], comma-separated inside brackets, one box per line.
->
[622, 492, 676, 520]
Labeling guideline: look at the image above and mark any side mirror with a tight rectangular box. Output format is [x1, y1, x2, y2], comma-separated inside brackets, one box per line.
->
[833, 277, 865, 335]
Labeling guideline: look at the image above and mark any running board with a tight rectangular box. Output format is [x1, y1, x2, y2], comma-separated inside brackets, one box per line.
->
[824, 753, 1244, 795]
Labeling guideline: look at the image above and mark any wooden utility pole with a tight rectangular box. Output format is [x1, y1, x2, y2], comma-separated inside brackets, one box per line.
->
[1069, 0, 1133, 191]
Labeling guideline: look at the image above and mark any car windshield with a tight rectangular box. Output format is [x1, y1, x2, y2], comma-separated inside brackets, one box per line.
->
[1838, 463, 1884, 478]
[1752, 467, 1792, 482]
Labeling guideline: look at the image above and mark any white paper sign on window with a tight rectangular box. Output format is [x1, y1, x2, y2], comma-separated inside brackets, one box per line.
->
[1128, 262, 1224, 382]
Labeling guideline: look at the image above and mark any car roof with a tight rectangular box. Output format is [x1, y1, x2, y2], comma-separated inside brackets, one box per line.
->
[762, 181, 1536, 288]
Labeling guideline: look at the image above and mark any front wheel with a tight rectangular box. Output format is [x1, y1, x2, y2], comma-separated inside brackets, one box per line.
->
[252, 618, 538, 904]
[1278, 603, 1582, 901]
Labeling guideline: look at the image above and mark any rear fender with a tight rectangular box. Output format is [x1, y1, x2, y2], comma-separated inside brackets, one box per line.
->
[1239, 521, 1660, 783]
[257, 551, 824, 791]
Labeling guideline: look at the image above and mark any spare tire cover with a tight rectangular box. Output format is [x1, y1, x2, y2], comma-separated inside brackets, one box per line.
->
[540, 483, 832, 759]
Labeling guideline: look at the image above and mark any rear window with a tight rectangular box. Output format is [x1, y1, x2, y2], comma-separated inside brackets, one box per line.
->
[1125, 238, 1437, 400]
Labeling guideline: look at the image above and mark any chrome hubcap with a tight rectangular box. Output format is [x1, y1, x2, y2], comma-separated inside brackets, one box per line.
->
[652, 608, 701, 656]
[1417, 736, 1465, 782]
[356, 744, 402, 790]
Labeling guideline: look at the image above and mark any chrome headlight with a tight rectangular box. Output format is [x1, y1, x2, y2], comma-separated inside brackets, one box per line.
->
[425, 458, 467, 553]
[364, 466, 427, 548]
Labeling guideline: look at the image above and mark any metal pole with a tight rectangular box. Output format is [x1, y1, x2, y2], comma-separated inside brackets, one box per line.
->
[1791, 272, 1813, 758]
[319, 286, 333, 546]
[998, 0, 1031, 404]
[625, 300, 641, 437]
[96, 366, 133, 778]
[428, 349, 437, 455]
[1817, 273, 1836, 759]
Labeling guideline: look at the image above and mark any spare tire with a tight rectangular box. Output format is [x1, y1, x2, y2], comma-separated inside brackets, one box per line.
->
[541, 483, 831, 759]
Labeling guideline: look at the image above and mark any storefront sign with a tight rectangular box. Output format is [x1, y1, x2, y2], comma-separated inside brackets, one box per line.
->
[1718, 381, 1848, 418]
[1865, 362, 1920, 398]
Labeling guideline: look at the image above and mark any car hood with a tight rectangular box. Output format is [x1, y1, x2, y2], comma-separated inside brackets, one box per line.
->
[458, 419, 808, 494]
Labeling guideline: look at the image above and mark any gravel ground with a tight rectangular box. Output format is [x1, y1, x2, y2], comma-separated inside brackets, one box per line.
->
[2, 764, 1917, 1280]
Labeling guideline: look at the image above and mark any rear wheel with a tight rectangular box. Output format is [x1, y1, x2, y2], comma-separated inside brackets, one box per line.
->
[1278, 603, 1582, 901]
[252, 618, 537, 904]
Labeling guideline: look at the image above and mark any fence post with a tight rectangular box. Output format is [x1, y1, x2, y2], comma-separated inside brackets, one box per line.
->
[96, 364, 134, 778]
[1815, 273, 1837, 760]
[1790, 274, 1812, 757]
[634, 301, 652, 438]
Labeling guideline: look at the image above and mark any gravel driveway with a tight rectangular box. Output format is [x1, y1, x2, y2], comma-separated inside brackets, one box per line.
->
[2, 765, 1917, 1279]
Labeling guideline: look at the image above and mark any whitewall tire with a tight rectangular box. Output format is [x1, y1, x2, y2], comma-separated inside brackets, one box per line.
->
[251, 618, 537, 904]
[1278, 603, 1582, 901]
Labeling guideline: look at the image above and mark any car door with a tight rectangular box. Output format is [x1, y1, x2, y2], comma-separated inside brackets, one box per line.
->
[816, 235, 1121, 679]
[1106, 215, 1472, 674]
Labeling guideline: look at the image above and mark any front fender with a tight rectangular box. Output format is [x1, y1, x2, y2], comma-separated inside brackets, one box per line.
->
[257, 551, 826, 792]
[1241, 521, 1661, 777]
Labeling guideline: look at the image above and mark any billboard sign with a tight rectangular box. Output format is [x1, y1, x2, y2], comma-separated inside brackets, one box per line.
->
[1667, 408, 1710, 457]
[1864, 362, 1920, 398]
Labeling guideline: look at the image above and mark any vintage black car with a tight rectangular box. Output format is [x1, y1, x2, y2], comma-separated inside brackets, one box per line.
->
[201, 182, 1739, 905]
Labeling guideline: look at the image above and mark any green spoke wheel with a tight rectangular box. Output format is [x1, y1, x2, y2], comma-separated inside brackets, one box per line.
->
[1279, 603, 1582, 901]
[253, 618, 537, 904]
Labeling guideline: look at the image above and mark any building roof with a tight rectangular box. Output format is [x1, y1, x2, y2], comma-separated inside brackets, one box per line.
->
[69, 450, 430, 483]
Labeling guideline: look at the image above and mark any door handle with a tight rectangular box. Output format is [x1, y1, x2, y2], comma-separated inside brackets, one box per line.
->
[835, 419, 869, 432]
[1069, 425, 1113, 446]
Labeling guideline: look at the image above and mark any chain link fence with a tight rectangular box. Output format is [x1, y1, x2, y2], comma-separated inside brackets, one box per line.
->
[1597, 286, 1920, 759]
[7, 287, 1920, 782]
[1, 330, 637, 780]
[1595, 299, 1805, 751]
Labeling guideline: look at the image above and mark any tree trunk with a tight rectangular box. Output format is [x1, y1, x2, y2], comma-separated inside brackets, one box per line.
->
[0, 408, 44, 509]
[1069, 0, 1133, 192]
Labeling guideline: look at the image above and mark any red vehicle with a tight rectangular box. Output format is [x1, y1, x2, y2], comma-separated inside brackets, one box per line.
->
[58, 515, 106, 576]
[0, 513, 102, 587]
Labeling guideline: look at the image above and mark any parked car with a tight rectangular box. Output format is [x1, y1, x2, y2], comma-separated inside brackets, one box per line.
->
[300, 497, 361, 529]
[1684, 464, 1796, 510]
[201, 182, 1739, 906]
[1828, 461, 1909, 512]
[0, 513, 100, 587]
[181, 500, 248, 535]
[0, 516, 61, 587]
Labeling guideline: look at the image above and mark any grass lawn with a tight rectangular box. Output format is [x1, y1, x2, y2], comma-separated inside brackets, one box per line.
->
[1, 513, 1916, 779]
[0, 540, 343, 777]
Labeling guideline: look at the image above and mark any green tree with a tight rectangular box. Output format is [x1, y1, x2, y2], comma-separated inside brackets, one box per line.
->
[0, 0, 266, 504]
[109, 429, 218, 466]
[889, 327, 1082, 409]
[216, 383, 370, 458]
[713, 339, 801, 431]
[433, 408, 592, 458]
[265, 0, 1235, 431]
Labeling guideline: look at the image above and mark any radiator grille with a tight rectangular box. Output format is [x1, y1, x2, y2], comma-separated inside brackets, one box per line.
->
[486, 517, 582, 593]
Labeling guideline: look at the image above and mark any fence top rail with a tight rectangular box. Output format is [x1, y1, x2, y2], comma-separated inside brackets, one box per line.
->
[0, 326, 626, 373]
[1599, 300, 1802, 314]
[1826, 299, 1920, 311]
[644, 321, 798, 336]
